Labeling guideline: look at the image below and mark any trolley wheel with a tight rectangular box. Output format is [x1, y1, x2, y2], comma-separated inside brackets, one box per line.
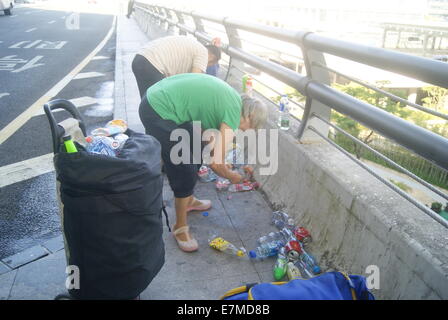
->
[54, 293, 74, 300]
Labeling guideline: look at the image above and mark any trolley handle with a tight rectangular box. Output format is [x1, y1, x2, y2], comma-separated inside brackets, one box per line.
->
[44, 99, 87, 154]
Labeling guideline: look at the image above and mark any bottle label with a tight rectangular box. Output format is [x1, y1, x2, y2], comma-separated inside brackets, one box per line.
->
[209, 237, 229, 251]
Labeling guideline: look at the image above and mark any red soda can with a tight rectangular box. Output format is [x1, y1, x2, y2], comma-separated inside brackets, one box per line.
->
[293, 227, 312, 245]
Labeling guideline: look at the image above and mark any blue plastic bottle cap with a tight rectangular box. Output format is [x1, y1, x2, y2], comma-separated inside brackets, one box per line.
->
[313, 266, 321, 274]
[202, 212, 209, 217]
[249, 251, 257, 259]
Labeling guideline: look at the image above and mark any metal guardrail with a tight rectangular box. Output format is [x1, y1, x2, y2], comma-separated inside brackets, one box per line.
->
[134, 2, 448, 228]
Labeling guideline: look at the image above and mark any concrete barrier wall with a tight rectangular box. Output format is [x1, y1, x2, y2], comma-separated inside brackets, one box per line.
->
[254, 109, 448, 299]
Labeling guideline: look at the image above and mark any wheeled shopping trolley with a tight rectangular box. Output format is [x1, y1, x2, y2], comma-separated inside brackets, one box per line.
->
[44, 99, 166, 300]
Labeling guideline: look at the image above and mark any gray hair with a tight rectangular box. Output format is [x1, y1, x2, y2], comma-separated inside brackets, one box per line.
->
[241, 94, 268, 129]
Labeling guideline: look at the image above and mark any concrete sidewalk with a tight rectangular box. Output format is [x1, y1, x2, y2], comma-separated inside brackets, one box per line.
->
[0, 14, 278, 300]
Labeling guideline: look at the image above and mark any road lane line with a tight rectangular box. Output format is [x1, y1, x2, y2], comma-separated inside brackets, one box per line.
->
[25, 28, 37, 33]
[0, 153, 54, 188]
[91, 56, 108, 60]
[0, 16, 116, 146]
[48, 20, 56, 24]
[73, 72, 105, 80]
[0, 93, 10, 99]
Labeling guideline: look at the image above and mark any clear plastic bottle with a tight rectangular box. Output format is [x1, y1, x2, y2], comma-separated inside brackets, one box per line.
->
[275, 228, 296, 244]
[225, 144, 245, 169]
[85, 136, 117, 157]
[113, 133, 129, 150]
[271, 211, 295, 230]
[228, 182, 259, 193]
[215, 177, 231, 191]
[257, 228, 295, 246]
[198, 166, 218, 182]
[294, 259, 313, 279]
[249, 239, 283, 260]
[271, 211, 289, 223]
[208, 235, 247, 258]
[286, 262, 301, 280]
[300, 247, 321, 275]
[277, 95, 290, 130]
[91, 119, 127, 137]
[257, 231, 276, 245]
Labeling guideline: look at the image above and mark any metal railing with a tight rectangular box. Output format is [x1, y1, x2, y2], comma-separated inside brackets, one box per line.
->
[134, 2, 448, 228]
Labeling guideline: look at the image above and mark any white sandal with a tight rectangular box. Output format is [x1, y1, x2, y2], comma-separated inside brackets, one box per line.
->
[186, 199, 211, 213]
[173, 226, 198, 252]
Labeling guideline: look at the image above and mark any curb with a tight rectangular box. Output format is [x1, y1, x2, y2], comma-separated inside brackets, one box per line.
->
[114, 15, 127, 122]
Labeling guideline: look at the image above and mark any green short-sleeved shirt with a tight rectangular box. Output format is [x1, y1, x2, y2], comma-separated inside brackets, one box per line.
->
[146, 73, 242, 130]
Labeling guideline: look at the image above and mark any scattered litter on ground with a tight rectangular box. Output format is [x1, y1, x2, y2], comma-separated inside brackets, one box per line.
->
[198, 146, 321, 281]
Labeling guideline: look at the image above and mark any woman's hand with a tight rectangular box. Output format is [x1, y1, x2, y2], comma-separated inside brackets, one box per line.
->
[242, 165, 254, 178]
[229, 171, 243, 184]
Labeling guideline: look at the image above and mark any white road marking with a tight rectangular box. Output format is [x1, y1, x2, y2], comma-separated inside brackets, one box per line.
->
[9, 41, 28, 49]
[0, 16, 117, 146]
[61, 16, 66, 19]
[9, 40, 67, 50]
[11, 56, 45, 73]
[67, 96, 99, 108]
[48, 20, 56, 24]
[0, 153, 54, 189]
[0, 93, 10, 99]
[9, 40, 42, 49]
[24, 40, 42, 49]
[73, 72, 105, 80]
[0, 55, 45, 73]
[25, 28, 37, 33]
[10, 15, 18, 18]
[91, 56, 108, 60]
[36, 41, 67, 50]
[33, 96, 98, 116]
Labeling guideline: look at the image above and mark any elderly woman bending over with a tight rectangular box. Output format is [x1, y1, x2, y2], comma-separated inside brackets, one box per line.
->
[138, 73, 267, 252]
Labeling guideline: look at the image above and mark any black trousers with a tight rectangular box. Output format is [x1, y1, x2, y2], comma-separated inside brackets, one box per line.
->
[139, 98, 202, 198]
[132, 54, 165, 99]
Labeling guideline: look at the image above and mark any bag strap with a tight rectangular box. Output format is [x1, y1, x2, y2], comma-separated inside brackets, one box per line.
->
[162, 205, 171, 232]
[340, 272, 358, 300]
[220, 283, 257, 300]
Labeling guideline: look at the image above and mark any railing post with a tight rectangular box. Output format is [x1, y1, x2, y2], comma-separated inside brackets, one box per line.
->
[297, 35, 331, 143]
[192, 13, 205, 34]
[161, 7, 173, 33]
[133, 3, 145, 34]
[223, 19, 245, 90]
[174, 11, 187, 36]
[154, 6, 163, 28]
[382, 27, 389, 48]
[164, 8, 175, 35]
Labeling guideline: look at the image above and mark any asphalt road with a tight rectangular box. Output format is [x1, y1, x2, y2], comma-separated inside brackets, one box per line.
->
[0, 4, 116, 259]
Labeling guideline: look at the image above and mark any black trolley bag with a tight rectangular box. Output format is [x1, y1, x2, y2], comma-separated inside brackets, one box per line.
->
[44, 99, 166, 300]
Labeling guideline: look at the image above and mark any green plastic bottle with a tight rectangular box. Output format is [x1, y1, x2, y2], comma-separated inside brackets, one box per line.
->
[63, 135, 78, 153]
[242, 74, 249, 93]
[273, 247, 288, 280]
